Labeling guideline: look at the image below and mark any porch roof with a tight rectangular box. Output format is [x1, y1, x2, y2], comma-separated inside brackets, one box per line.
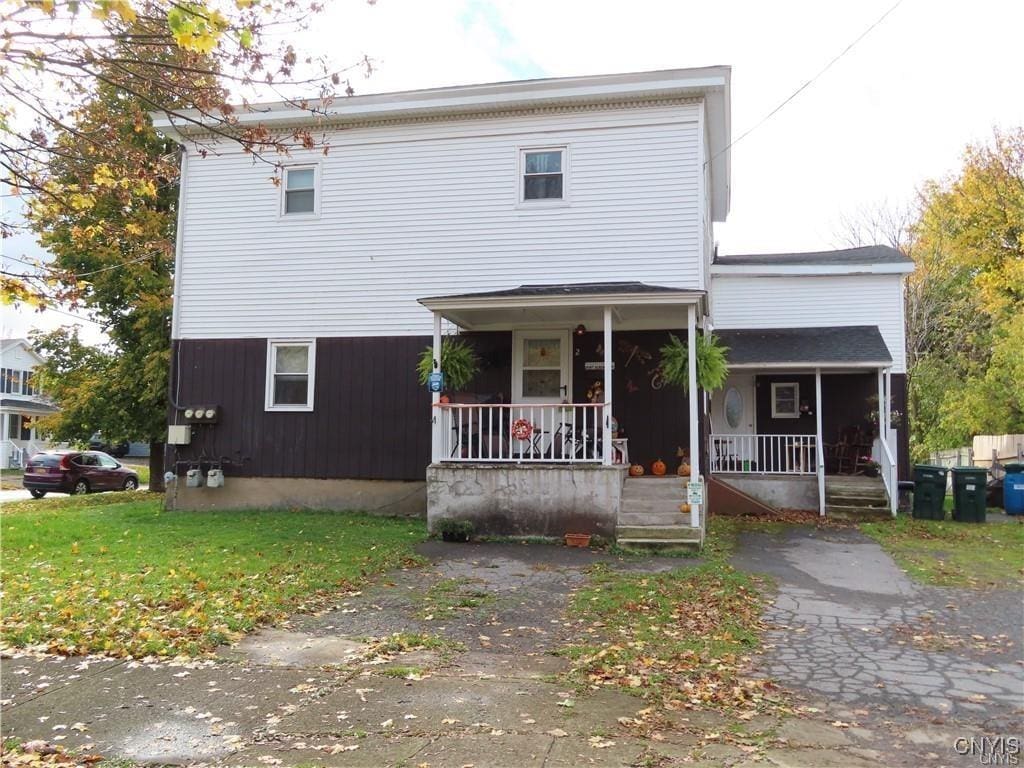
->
[0, 398, 59, 415]
[419, 282, 703, 331]
[714, 326, 893, 369]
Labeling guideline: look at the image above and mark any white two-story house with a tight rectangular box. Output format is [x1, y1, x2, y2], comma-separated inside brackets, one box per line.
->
[0, 338, 58, 469]
[155, 67, 912, 546]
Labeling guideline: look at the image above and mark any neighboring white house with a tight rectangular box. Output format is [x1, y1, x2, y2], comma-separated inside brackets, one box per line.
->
[153, 66, 912, 546]
[0, 338, 58, 469]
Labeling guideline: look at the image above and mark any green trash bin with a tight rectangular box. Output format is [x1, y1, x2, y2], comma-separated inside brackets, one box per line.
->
[951, 466, 988, 523]
[912, 465, 948, 520]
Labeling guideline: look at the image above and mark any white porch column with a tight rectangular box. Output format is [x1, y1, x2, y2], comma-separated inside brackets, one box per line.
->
[877, 368, 888, 447]
[687, 304, 700, 529]
[430, 312, 442, 463]
[815, 368, 825, 516]
[602, 306, 613, 466]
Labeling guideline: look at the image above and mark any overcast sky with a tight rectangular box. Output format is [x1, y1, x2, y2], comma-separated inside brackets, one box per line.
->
[3, 0, 1022, 343]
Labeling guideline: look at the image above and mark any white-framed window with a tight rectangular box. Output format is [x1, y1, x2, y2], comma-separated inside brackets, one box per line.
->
[770, 382, 800, 419]
[281, 165, 319, 216]
[265, 340, 316, 411]
[519, 147, 567, 203]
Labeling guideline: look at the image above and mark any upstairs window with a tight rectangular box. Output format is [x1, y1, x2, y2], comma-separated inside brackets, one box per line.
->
[521, 148, 565, 202]
[266, 340, 315, 411]
[282, 166, 317, 215]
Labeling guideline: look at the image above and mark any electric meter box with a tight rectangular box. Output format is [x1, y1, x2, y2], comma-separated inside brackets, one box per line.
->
[168, 424, 191, 445]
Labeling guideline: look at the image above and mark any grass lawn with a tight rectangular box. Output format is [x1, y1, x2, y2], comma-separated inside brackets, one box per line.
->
[559, 517, 779, 713]
[1, 497, 426, 658]
[860, 513, 1024, 588]
[1, 469, 24, 489]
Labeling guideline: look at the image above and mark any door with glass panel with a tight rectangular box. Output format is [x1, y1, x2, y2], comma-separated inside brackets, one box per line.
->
[512, 330, 571, 404]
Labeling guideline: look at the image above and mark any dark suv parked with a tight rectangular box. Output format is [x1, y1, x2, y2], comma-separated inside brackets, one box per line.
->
[22, 450, 140, 499]
[87, 436, 130, 457]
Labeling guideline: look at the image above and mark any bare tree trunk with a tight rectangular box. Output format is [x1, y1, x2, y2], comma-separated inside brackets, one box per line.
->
[149, 440, 165, 492]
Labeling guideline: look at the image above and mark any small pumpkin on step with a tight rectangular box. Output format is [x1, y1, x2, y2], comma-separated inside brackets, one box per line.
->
[676, 446, 690, 476]
[651, 458, 666, 476]
[629, 464, 645, 477]
[679, 503, 691, 514]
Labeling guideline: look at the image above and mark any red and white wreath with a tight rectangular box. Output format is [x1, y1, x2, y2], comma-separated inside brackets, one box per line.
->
[510, 418, 533, 441]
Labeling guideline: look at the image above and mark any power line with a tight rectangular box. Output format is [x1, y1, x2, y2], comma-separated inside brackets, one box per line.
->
[2, 252, 155, 278]
[708, 0, 907, 166]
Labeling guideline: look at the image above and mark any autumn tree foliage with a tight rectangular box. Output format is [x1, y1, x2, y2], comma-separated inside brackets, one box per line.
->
[908, 128, 1023, 455]
[2, 1, 365, 486]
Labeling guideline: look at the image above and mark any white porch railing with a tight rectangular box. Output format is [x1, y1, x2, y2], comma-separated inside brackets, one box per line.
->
[710, 434, 818, 475]
[1, 440, 24, 469]
[437, 403, 607, 463]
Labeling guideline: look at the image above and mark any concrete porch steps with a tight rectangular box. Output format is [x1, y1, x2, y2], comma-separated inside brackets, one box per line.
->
[825, 475, 891, 520]
[616, 476, 700, 551]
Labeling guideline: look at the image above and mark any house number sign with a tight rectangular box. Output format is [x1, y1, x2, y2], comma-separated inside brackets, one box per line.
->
[427, 371, 444, 393]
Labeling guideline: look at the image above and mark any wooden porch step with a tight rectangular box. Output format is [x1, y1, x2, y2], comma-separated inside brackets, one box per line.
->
[825, 504, 892, 521]
[616, 524, 700, 540]
[618, 511, 692, 526]
[825, 493, 888, 507]
[620, 499, 686, 515]
[616, 538, 701, 553]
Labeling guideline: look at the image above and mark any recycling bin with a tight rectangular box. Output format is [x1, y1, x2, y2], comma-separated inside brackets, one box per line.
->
[951, 466, 988, 523]
[1004, 463, 1024, 516]
[912, 464, 948, 520]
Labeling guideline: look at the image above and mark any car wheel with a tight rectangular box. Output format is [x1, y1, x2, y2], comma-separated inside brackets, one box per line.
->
[29, 489, 46, 499]
[72, 480, 90, 495]
[122, 477, 139, 491]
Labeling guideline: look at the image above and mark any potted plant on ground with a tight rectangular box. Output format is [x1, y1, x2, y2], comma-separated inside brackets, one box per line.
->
[860, 457, 880, 478]
[436, 518, 474, 542]
[417, 337, 480, 398]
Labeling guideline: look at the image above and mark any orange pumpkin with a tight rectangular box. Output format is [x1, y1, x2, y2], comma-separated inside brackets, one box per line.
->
[679, 503, 691, 514]
[677, 462, 691, 477]
[651, 459, 666, 476]
[629, 464, 645, 477]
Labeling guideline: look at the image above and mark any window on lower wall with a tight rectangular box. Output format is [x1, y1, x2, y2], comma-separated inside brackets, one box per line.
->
[266, 340, 315, 411]
[771, 382, 800, 419]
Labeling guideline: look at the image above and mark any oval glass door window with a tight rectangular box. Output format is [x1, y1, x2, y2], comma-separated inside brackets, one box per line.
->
[724, 387, 743, 428]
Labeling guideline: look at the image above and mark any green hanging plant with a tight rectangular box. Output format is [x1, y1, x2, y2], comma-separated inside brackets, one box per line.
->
[417, 337, 480, 392]
[658, 332, 730, 392]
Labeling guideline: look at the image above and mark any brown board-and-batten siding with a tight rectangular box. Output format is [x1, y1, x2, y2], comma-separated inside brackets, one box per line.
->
[171, 338, 432, 481]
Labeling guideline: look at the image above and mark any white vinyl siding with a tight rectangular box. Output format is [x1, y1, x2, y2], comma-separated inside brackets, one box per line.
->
[175, 102, 702, 339]
[711, 274, 908, 373]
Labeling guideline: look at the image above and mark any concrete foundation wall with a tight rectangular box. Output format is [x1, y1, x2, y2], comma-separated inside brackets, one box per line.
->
[427, 464, 626, 538]
[712, 474, 818, 512]
[165, 477, 426, 517]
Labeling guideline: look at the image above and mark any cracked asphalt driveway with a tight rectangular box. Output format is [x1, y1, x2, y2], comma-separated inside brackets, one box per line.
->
[734, 525, 1024, 765]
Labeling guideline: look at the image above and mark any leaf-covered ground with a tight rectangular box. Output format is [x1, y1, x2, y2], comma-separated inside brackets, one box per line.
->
[859, 514, 1024, 587]
[559, 517, 783, 715]
[1, 498, 426, 658]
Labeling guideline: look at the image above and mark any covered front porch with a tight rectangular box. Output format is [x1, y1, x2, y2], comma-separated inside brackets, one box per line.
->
[418, 282, 706, 545]
[707, 326, 901, 518]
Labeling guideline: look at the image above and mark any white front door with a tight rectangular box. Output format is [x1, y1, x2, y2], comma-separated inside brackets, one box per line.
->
[512, 330, 571, 404]
[712, 373, 757, 470]
[716, 373, 755, 436]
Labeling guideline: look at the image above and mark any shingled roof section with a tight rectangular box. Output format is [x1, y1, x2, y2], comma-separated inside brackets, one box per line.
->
[421, 282, 691, 302]
[714, 326, 893, 366]
[714, 245, 911, 266]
